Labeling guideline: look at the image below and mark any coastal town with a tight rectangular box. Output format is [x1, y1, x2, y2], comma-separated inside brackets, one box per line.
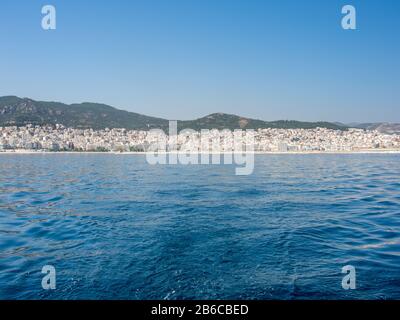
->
[1, 124, 400, 153]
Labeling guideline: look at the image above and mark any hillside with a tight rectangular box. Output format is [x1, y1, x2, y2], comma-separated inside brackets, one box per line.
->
[179, 113, 346, 130]
[0, 96, 348, 131]
[0, 96, 168, 130]
[349, 122, 400, 135]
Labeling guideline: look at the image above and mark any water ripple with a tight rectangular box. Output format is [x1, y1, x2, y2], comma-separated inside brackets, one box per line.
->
[0, 154, 399, 299]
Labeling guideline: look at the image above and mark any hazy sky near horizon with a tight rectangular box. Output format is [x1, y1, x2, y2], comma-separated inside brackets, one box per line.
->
[0, 0, 399, 122]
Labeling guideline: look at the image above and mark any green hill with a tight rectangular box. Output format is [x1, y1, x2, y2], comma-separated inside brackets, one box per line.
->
[0, 96, 168, 130]
[0, 96, 347, 131]
[179, 113, 346, 130]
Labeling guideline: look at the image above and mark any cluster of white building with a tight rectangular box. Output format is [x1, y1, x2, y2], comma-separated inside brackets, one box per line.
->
[0, 124, 399, 152]
[255, 127, 400, 152]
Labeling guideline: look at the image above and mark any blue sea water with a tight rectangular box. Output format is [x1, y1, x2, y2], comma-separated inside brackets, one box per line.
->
[0, 154, 399, 300]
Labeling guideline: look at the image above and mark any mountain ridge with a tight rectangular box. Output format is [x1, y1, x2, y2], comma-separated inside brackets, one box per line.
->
[0, 96, 390, 132]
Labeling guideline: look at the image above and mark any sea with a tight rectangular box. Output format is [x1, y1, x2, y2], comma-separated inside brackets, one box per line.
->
[0, 153, 399, 299]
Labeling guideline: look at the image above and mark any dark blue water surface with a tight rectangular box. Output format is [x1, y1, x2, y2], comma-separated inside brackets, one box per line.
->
[0, 154, 399, 299]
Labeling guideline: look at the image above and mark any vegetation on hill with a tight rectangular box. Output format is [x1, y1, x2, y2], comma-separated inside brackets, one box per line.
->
[0, 96, 348, 131]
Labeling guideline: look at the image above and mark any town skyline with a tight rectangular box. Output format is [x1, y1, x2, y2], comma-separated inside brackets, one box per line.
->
[1, 124, 399, 154]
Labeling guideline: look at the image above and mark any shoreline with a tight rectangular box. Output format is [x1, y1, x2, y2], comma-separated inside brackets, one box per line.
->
[1, 149, 400, 155]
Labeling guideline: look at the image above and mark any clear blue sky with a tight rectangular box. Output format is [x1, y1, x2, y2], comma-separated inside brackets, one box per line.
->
[0, 0, 399, 122]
